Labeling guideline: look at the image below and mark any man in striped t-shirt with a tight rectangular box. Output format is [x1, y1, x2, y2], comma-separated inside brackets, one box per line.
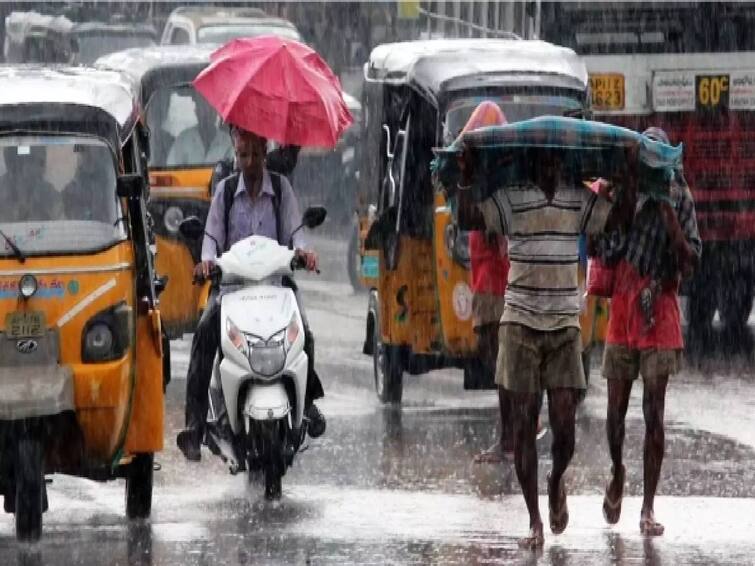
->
[459, 147, 636, 549]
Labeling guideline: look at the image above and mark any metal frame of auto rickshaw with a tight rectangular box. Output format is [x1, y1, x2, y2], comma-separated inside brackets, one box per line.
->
[0, 66, 164, 540]
[357, 39, 609, 404]
[96, 45, 223, 340]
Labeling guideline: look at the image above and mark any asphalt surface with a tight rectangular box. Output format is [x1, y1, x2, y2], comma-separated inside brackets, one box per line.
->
[1, 235, 755, 565]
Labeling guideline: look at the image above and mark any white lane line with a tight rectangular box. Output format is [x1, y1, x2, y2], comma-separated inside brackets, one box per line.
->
[56, 278, 117, 328]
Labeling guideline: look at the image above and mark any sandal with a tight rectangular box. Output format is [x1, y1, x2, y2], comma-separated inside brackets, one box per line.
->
[602, 465, 625, 525]
[517, 526, 545, 550]
[639, 514, 665, 537]
[473, 442, 513, 464]
[547, 473, 569, 535]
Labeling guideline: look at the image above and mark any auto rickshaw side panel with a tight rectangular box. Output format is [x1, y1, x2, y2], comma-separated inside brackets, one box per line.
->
[123, 308, 165, 454]
[379, 237, 437, 353]
[431, 191, 477, 356]
[0, 243, 136, 465]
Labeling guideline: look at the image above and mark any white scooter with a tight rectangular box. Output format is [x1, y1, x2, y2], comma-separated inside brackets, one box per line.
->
[180, 207, 326, 499]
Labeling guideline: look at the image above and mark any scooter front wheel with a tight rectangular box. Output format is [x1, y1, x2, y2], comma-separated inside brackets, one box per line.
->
[15, 433, 44, 542]
[250, 420, 286, 500]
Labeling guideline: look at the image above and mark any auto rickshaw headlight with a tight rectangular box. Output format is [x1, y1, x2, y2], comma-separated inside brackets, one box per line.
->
[164, 206, 185, 234]
[19, 274, 38, 299]
[84, 323, 114, 360]
[81, 303, 131, 363]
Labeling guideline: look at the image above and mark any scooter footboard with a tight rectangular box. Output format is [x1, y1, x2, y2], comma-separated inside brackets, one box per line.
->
[243, 382, 290, 422]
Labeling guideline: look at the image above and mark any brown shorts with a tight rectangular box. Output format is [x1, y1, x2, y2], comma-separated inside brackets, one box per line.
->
[472, 292, 505, 328]
[496, 323, 585, 394]
[602, 344, 682, 383]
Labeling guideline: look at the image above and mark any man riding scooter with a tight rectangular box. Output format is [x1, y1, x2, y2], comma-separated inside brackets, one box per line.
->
[177, 125, 326, 462]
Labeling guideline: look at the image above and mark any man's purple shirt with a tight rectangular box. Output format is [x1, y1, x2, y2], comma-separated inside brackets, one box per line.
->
[201, 168, 305, 261]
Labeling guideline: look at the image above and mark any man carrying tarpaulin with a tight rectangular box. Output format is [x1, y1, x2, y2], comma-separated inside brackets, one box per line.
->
[599, 126, 701, 537]
[445, 117, 680, 549]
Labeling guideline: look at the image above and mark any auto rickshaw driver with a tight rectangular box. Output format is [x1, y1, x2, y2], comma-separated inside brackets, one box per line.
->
[177, 126, 326, 461]
[167, 89, 230, 167]
[0, 145, 63, 223]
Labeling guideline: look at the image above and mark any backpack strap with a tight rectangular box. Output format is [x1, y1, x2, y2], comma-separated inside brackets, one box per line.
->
[221, 172, 240, 253]
[270, 172, 283, 246]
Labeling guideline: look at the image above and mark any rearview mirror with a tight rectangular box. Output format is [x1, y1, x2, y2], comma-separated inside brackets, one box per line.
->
[302, 206, 327, 229]
[179, 216, 205, 241]
[117, 174, 145, 198]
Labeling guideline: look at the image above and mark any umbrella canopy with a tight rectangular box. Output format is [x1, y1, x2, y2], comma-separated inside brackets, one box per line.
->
[433, 116, 684, 202]
[194, 36, 353, 148]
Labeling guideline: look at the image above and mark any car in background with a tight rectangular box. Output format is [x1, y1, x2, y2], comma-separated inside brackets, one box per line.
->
[3, 11, 157, 64]
[160, 6, 301, 45]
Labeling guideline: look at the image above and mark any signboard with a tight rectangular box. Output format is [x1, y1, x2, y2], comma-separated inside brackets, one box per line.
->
[654, 70, 755, 112]
[589, 73, 625, 110]
[397, 0, 420, 20]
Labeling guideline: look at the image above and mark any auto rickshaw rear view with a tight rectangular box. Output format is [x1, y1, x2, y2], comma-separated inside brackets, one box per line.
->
[357, 39, 608, 403]
[0, 67, 164, 541]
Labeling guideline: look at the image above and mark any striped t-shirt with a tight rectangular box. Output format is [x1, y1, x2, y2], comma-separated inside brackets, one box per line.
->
[479, 183, 612, 331]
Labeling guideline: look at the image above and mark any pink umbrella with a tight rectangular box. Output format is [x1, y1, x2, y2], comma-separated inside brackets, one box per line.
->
[193, 35, 353, 148]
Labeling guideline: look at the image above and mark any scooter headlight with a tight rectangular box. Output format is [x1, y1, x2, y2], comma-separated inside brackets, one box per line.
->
[249, 344, 286, 377]
[269, 314, 300, 351]
[226, 317, 247, 357]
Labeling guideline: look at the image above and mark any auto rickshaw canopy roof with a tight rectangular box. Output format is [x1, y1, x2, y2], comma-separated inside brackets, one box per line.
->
[0, 66, 139, 148]
[366, 39, 589, 105]
[95, 44, 218, 108]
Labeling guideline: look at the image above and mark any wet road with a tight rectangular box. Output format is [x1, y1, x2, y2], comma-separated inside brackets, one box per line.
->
[2, 237, 755, 565]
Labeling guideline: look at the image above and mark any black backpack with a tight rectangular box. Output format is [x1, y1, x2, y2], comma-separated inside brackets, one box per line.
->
[219, 171, 283, 253]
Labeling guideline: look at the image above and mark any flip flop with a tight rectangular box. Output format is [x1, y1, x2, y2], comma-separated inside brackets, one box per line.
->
[517, 527, 545, 550]
[640, 516, 665, 537]
[473, 442, 513, 464]
[602, 465, 625, 525]
[547, 473, 569, 535]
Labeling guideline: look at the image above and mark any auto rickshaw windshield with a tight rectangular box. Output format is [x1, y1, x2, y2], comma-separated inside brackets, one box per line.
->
[0, 135, 126, 256]
[145, 84, 233, 169]
[442, 93, 584, 144]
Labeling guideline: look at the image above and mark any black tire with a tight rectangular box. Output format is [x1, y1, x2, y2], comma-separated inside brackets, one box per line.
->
[261, 421, 285, 500]
[15, 435, 44, 542]
[125, 453, 153, 520]
[719, 281, 753, 330]
[347, 222, 362, 291]
[369, 290, 403, 404]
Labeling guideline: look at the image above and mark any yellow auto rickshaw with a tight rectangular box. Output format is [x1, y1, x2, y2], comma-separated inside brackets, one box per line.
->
[358, 39, 608, 403]
[0, 67, 164, 540]
[97, 45, 232, 340]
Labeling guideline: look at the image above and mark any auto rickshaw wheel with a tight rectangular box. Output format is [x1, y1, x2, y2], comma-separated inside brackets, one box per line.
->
[15, 434, 44, 542]
[369, 290, 403, 404]
[125, 453, 153, 520]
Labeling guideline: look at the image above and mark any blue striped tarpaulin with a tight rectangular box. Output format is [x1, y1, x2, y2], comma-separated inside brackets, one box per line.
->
[432, 116, 683, 202]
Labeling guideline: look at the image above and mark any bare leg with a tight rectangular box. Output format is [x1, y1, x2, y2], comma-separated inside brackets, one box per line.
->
[604, 379, 633, 523]
[510, 391, 544, 548]
[641, 375, 669, 536]
[546, 387, 579, 533]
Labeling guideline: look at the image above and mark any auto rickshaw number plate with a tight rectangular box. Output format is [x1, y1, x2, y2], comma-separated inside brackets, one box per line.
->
[5, 312, 46, 339]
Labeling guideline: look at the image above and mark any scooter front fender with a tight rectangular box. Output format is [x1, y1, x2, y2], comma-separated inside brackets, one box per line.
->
[243, 382, 290, 423]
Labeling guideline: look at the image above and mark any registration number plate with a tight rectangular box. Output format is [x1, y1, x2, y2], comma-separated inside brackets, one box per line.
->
[5, 311, 46, 339]
[590, 73, 625, 110]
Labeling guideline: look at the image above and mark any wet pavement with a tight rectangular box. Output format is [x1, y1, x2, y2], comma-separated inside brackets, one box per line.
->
[2, 237, 755, 565]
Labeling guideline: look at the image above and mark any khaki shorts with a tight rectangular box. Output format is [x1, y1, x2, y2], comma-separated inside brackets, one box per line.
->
[602, 344, 682, 382]
[472, 292, 506, 328]
[496, 323, 585, 394]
